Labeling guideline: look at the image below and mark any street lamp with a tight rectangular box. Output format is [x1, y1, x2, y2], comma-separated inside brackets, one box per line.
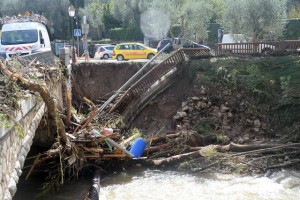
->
[68, 5, 76, 64]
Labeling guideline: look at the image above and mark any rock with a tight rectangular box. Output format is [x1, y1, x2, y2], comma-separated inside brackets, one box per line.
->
[254, 127, 260, 132]
[254, 119, 261, 128]
[220, 104, 230, 113]
[217, 111, 223, 118]
[200, 102, 208, 108]
[200, 86, 206, 94]
[182, 106, 189, 111]
[243, 135, 250, 143]
[261, 122, 267, 130]
[227, 112, 233, 118]
[176, 125, 182, 131]
[174, 111, 187, 119]
[182, 101, 188, 107]
[173, 115, 180, 120]
[237, 137, 244, 144]
[208, 101, 212, 106]
[183, 123, 190, 129]
[191, 97, 200, 101]
[182, 118, 189, 123]
[246, 119, 253, 125]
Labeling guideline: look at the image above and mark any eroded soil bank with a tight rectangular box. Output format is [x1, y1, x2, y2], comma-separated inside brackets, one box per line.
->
[72, 57, 300, 145]
[72, 61, 194, 134]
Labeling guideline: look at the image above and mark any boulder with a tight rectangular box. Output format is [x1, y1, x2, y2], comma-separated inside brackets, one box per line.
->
[220, 104, 230, 113]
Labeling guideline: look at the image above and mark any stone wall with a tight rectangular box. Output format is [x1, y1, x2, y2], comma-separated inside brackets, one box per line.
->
[0, 94, 45, 200]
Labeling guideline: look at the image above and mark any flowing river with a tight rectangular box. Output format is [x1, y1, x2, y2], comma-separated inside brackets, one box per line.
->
[14, 167, 300, 200]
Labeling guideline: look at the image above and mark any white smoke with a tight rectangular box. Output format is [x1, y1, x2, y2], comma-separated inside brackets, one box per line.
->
[140, 9, 171, 40]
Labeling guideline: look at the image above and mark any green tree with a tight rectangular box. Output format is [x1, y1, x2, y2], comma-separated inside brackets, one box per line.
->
[151, 0, 213, 42]
[288, 3, 300, 18]
[103, 4, 122, 34]
[222, 0, 287, 41]
[112, 0, 152, 27]
[207, 0, 225, 23]
[79, 0, 106, 40]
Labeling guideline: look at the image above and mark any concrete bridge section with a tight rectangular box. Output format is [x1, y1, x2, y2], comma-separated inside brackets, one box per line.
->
[0, 51, 62, 200]
[0, 94, 45, 199]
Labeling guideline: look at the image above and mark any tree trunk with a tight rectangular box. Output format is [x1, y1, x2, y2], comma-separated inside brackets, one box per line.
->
[0, 61, 69, 146]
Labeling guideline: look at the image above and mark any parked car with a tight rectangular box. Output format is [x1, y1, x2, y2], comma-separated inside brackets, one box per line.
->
[94, 45, 115, 59]
[174, 37, 212, 51]
[113, 42, 157, 61]
[157, 38, 174, 53]
[88, 43, 110, 58]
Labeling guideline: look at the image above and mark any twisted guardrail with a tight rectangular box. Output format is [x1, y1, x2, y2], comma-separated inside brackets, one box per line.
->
[109, 48, 211, 123]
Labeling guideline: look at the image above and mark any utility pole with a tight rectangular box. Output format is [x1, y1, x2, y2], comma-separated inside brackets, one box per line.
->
[82, 16, 89, 62]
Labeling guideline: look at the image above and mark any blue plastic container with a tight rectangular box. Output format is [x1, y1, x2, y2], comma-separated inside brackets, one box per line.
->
[130, 138, 147, 158]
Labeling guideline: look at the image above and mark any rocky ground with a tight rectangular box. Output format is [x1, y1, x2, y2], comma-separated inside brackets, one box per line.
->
[132, 63, 274, 146]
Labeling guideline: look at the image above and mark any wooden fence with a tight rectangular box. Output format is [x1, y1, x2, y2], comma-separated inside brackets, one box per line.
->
[216, 40, 300, 57]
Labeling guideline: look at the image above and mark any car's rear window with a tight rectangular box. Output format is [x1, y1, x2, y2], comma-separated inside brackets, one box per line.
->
[106, 46, 114, 50]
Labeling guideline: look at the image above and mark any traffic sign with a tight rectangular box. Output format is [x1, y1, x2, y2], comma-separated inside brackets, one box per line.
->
[74, 29, 81, 37]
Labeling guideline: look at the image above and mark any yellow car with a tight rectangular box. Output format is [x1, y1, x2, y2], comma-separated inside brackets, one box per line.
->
[113, 42, 157, 61]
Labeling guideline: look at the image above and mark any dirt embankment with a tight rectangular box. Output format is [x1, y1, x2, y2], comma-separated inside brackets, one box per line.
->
[132, 68, 269, 144]
[72, 58, 299, 145]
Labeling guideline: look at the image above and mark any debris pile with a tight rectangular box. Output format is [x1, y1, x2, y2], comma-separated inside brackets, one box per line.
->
[173, 84, 269, 144]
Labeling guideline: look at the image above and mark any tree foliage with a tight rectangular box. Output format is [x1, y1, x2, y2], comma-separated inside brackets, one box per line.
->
[79, 0, 106, 39]
[151, 0, 213, 42]
[1, 0, 299, 43]
[222, 0, 287, 41]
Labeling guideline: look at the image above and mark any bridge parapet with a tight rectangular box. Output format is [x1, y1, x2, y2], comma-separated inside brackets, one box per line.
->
[0, 51, 64, 199]
[0, 93, 45, 199]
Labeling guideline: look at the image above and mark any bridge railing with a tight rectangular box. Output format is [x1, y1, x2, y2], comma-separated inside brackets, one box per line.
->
[21, 51, 57, 66]
[109, 49, 186, 113]
[109, 48, 211, 114]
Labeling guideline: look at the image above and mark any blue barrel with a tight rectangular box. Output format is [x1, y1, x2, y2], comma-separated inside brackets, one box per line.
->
[130, 138, 147, 158]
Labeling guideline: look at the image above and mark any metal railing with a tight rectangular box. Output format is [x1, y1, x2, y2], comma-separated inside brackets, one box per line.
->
[109, 48, 211, 115]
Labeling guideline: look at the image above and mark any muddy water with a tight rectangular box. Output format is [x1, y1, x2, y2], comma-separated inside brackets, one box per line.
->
[14, 168, 300, 200]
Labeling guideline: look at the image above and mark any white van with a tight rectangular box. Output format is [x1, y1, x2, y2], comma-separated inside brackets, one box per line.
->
[0, 21, 51, 58]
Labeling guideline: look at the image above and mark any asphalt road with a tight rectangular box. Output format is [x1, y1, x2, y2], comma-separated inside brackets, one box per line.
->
[77, 57, 160, 64]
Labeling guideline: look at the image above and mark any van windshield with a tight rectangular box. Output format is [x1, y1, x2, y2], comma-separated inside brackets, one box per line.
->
[1, 29, 38, 45]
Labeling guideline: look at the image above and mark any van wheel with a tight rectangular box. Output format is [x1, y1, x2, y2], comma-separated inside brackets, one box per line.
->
[103, 54, 109, 59]
[116, 55, 124, 61]
[147, 53, 155, 60]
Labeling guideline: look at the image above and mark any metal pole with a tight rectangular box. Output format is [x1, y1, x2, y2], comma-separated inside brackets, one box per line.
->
[77, 36, 79, 56]
[71, 18, 76, 64]
[76, 20, 80, 56]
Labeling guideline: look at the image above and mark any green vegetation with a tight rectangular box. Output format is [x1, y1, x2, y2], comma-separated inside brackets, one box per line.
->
[189, 56, 300, 140]
[1, 0, 300, 43]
